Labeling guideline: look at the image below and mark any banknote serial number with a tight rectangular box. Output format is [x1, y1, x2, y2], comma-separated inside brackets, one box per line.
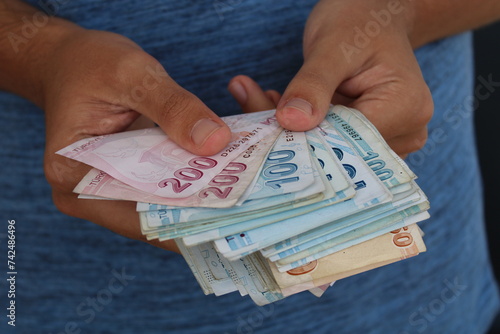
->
[330, 113, 362, 141]
[340, 122, 362, 141]
[221, 128, 262, 157]
[284, 130, 294, 142]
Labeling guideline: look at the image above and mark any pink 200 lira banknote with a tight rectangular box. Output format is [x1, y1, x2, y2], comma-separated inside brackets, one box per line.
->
[57, 110, 281, 198]
[74, 131, 280, 208]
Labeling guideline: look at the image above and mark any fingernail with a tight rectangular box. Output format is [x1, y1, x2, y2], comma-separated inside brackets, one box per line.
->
[283, 98, 313, 116]
[229, 81, 248, 104]
[191, 118, 222, 147]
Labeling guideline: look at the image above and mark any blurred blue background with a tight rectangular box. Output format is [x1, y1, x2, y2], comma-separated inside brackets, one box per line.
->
[474, 21, 500, 334]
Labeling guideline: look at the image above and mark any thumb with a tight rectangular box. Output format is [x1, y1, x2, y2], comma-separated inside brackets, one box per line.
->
[276, 49, 350, 131]
[131, 61, 232, 156]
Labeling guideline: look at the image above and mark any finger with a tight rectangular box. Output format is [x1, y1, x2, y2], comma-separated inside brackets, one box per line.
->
[45, 143, 179, 253]
[276, 41, 354, 131]
[331, 91, 355, 107]
[126, 58, 232, 156]
[265, 90, 281, 106]
[228, 75, 278, 113]
[385, 127, 428, 156]
[126, 114, 156, 131]
[340, 56, 434, 141]
[52, 191, 179, 253]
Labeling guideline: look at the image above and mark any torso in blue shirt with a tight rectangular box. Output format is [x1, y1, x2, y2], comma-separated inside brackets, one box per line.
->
[1, 1, 498, 333]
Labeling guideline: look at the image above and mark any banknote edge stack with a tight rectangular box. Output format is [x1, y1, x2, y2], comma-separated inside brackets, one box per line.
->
[57, 105, 431, 306]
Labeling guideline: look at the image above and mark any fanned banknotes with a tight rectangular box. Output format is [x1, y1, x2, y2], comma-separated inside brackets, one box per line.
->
[59, 105, 430, 305]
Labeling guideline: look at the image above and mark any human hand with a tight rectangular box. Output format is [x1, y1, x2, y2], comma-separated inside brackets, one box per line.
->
[274, 0, 433, 156]
[39, 28, 277, 252]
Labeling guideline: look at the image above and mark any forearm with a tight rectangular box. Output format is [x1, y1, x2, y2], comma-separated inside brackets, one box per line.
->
[411, 0, 500, 48]
[0, 0, 82, 107]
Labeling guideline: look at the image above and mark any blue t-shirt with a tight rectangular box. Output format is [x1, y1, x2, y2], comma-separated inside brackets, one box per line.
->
[0, 1, 498, 333]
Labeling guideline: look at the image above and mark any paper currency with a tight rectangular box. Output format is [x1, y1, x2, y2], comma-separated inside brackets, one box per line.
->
[74, 132, 279, 208]
[58, 110, 281, 198]
[60, 106, 431, 306]
[245, 130, 315, 201]
[269, 223, 426, 297]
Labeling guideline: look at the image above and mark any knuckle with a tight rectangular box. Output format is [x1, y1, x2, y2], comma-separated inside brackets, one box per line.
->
[51, 191, 76, 217]
[43, 156, 83, 217]
[410, 129, 429, 153]
[113, 50, 167, 90]
[43, 156, 79, 192]
[157, 89, 199, 129]
[405, 77, 434, 128]
[44, 159, 65, 191]
[417, 88, 434, 126]
[293, 69, 332, 98]
[115, 48, 155, 73]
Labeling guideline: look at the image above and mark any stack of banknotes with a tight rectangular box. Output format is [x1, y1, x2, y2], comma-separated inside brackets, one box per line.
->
[57, 105, 430, 305]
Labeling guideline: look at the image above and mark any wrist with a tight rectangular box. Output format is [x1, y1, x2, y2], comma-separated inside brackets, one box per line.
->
[408, 0, 500, 49]
[406, 0, 436, 49]
[0, 10, 83, 107]
[399, 0, 418, 47]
